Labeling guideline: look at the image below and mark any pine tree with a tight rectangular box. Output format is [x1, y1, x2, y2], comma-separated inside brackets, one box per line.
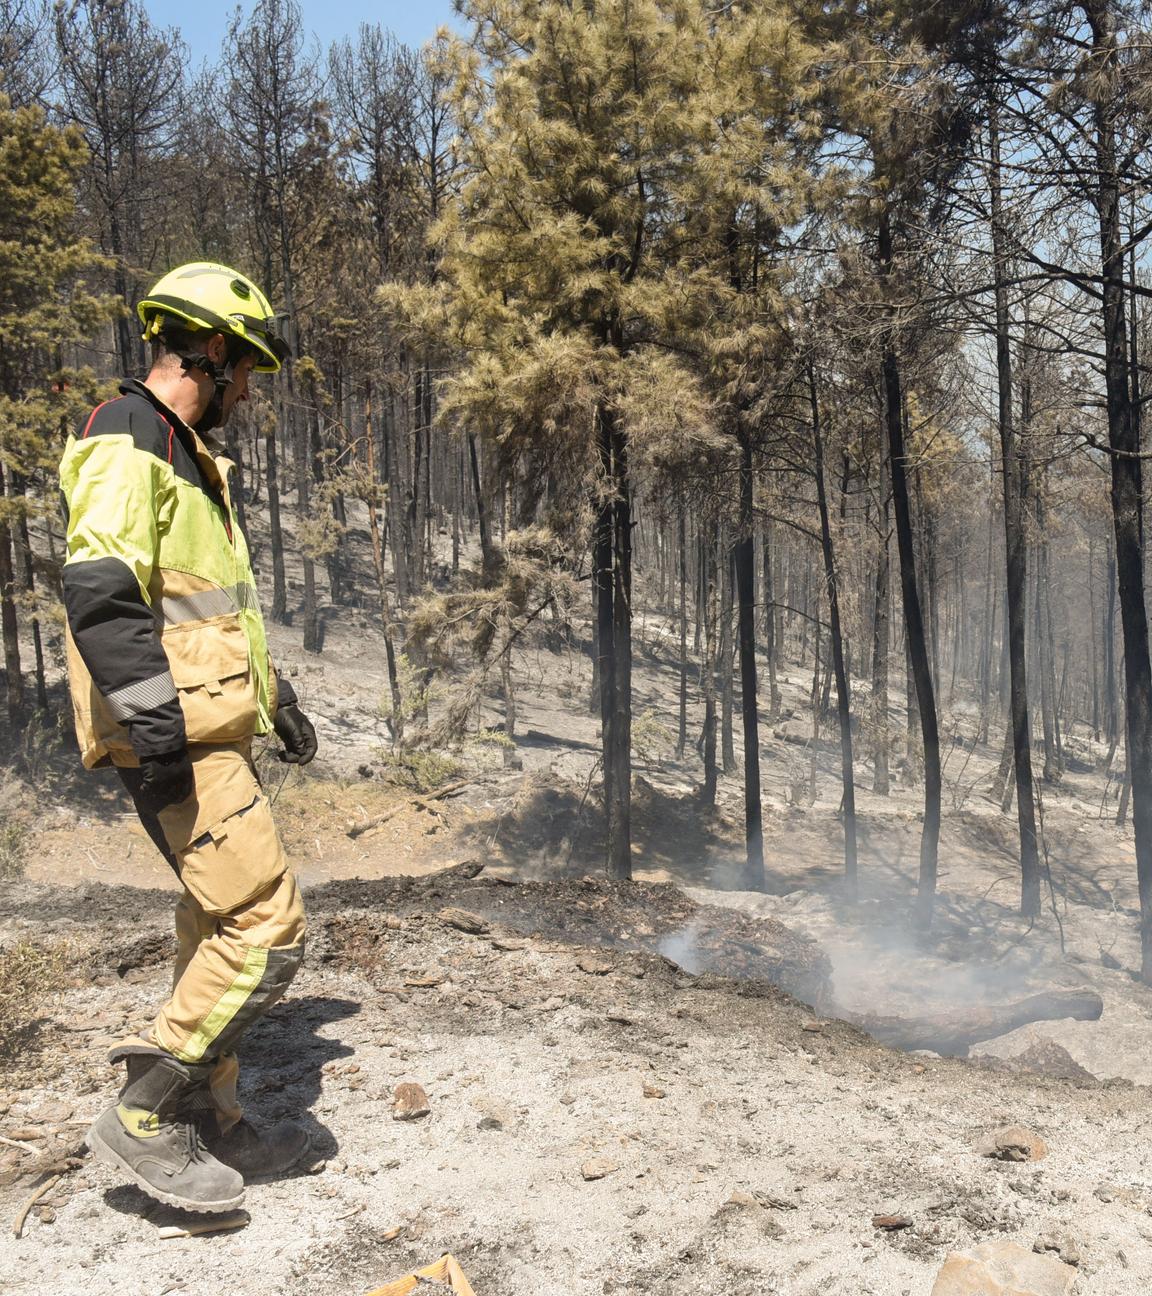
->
[390, 0, 734, 879]
[0, 96, 115, 727]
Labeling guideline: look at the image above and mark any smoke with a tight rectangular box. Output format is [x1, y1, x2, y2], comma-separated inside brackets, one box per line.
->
[823, 919, 1063, 1018]
[658, 920, 705, 974]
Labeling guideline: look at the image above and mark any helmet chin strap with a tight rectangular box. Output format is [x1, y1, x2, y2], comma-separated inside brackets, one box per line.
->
[178, 351, 234, 432]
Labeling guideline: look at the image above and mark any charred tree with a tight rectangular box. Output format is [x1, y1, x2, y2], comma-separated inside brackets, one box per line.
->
[880, 209, 941, 928]
[734, 426, 765, 890]
[595, 401, 632, 881]
[810, 363, 858, 899]
[988, 93, 1041, 917]
[1083, 0, 1152, 980]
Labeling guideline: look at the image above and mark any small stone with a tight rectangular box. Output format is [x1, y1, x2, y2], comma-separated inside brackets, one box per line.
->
[491, 937, 527, 951]
[975, 1125, 1048, 1162]
[27, 1101, 74, 1124]
[576, 955, 613, 976]
[37, 1207, 57, 1224]
[581, 1158, 618, 1181]
[873, 1214, 914, 1231]
[801, 1021, 824, 1034]
[392, 1083, 431, 1121]
[1034, 1235, 1081, 1268]
[559, 1093, 576, 1106]
[727, 1191, 759, 1207]
[540, 996, 565, 1012]
[930, 1241, 1076, 1296]
[477, 1116, 503, 1131]
[642, 1083, 666, 1099]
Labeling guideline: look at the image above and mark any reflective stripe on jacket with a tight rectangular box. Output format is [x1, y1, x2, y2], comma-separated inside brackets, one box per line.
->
[60, 379, 280, 768]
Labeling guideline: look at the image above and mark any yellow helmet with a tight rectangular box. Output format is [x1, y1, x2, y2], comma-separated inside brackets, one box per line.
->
[137, 262, 289, 373]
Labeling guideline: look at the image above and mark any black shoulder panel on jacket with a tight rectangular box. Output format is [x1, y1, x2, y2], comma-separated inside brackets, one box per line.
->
[78, 394, 175, 464]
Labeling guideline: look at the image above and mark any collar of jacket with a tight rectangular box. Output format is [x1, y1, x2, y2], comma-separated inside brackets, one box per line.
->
[119, 378, 228, 456]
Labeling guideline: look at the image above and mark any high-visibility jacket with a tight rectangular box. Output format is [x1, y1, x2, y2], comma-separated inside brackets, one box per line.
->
[60, 379, 288, 769]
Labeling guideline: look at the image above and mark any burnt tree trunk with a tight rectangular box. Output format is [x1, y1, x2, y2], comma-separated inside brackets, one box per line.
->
[880, 209, 941, 928]
[595, 401, 632, 881]
[0, 461, 24, 728]
[720, 529, 736, 775]
[810, 364, 858, 900]
[266, 403, 287, 624]
[989, 93, 1041, 917]
[872, 434, 891, 796]
[677, 500, 688, 759]
[699, 520, 719, 811]
[364, 383, 403, 744]
[762, 525, 781, 721]
[735, 427, 765, 890]
[1086, 0, 1152, 980]
[9, 474, 46, 711]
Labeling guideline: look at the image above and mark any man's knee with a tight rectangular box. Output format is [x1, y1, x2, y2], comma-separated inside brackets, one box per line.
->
[227, 870, 305, 951]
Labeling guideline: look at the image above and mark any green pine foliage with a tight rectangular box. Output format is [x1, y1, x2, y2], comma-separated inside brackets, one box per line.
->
[0, 97, 115, 476]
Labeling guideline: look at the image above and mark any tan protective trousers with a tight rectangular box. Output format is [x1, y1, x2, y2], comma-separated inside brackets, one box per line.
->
[116, 742, 305, 1125]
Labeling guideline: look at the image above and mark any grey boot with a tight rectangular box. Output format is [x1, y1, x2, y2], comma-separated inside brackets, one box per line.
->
[86, 1050, 245, 1213]
[200, 1116, 311, 1182]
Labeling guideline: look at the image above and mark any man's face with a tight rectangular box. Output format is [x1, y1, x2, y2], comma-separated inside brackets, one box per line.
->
[220, 352, 258, 425]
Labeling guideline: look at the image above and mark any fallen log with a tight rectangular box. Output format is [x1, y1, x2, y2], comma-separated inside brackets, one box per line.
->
[843, 989, 1103, 1058]
[346, 781, 471, 838]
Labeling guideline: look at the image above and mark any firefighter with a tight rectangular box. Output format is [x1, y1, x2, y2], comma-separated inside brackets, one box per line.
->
[60, 263, 318, 1212]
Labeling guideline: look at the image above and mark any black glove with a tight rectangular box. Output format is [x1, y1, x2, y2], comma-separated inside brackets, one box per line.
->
[138, 749, 195, 811]
[274, 703, 318, 765]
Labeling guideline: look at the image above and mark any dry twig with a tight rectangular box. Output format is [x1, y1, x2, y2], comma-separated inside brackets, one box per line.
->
[11, 1173, 60, 1239]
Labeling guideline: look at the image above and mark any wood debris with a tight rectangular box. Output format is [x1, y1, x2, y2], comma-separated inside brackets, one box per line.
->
[873, 1214, 914, 1231]
[346, 782, 471, 839]
[158, 1212, 249, 1240]
[11, 1174, 60, 1239]
[438, 908, 490, 935]
[365, 1252, 476, 1296]
[846, 990, 1103, 1058]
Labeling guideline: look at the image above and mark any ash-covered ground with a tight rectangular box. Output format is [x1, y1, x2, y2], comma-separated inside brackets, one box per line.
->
[1, 859, 1150, 1295]
[2, 600, 1151, 1293]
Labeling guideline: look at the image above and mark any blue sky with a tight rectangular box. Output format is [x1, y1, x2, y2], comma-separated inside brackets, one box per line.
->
[146, 0, 461, 71]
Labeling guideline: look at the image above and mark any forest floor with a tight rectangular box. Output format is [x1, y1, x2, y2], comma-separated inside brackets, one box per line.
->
[1, 532, 1151, 1294]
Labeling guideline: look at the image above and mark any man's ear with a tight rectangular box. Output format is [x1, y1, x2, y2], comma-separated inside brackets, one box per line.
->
[204, 332, 228, 364]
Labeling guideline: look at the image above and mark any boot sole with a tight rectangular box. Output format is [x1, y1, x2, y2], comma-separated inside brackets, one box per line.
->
[87, 1126, 246, 1214]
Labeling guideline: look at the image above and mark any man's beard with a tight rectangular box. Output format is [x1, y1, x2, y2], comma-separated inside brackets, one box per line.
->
[193, 386, 225, 433]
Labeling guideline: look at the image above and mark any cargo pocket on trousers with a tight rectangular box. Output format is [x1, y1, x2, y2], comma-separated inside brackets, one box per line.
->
[176, 792, 287, 916]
